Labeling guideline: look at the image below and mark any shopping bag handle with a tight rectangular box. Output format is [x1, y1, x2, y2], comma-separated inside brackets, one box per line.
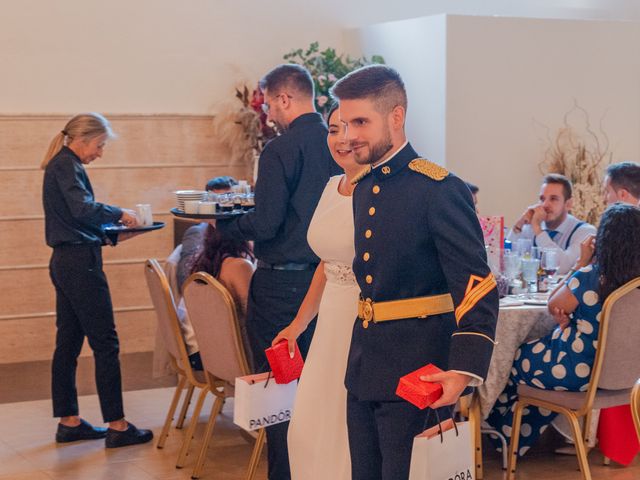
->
[264, 371, 273, 388]
[425, 406, 459, 443]
[248, 364, 274, 388]
[248, 360, 275, 388]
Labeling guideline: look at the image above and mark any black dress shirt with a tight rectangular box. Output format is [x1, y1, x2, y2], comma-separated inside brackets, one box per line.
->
[43, 146, 122, 247]
[218, 112, 341, 264]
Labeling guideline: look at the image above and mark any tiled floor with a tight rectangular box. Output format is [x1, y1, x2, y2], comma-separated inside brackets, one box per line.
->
[0, 387, 637, 479]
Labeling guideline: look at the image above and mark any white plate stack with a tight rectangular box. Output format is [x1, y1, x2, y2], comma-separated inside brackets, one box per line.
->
[175, 190, 206, 212]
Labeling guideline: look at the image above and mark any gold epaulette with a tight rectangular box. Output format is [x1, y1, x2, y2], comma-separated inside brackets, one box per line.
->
[408, 158, 449, 181]
[350, 165, 372, 185]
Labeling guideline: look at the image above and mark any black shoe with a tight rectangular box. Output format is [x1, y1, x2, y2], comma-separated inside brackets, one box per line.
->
[105, 422, 153, 448]
[56, 419, 107, 443]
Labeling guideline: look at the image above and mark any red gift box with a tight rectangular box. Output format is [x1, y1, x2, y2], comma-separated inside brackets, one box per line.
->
[395, 363, 444, 409]
[265, 340, 304, 384]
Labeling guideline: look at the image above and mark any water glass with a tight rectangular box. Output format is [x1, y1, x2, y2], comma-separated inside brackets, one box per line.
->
[516, 238, 533, 257]
[521, 257, 540, 291]
[503, 251, 521, 281]
[135, 204, 153, 226]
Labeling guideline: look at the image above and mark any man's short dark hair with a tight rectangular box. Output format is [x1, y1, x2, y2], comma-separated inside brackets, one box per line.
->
[206, 176, 237, 192]
[259, 64, 314, 99]
[465, 182, 479, 195]
[606, 162, 640, 199]
[330, 65, 407, 115]
[543, 173, 572, 200]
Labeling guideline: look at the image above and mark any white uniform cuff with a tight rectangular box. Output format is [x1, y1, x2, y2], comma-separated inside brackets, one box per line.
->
[451, 370, 484, 387]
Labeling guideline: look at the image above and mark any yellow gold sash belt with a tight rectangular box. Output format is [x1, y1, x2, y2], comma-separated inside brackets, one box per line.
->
[357, 294, 454, 328]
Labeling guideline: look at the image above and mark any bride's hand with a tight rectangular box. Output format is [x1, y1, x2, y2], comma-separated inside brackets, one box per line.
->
[272, 320, 306, 358]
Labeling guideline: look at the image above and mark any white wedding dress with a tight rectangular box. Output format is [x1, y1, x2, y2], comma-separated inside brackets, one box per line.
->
[288, 175, 359, 480]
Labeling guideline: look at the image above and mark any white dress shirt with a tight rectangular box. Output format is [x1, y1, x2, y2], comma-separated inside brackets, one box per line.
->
[507, 214, 596, 274]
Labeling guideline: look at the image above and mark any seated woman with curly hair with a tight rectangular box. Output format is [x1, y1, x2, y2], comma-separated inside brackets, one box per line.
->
[177, 224, 255, 371]
[487, 203, 640, 456]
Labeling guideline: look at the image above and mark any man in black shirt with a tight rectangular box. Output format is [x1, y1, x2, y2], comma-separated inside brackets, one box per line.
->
[218, 64, 340, 479]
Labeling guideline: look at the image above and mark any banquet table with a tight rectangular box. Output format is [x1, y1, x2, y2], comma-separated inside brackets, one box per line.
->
[478, 302, 556, 418]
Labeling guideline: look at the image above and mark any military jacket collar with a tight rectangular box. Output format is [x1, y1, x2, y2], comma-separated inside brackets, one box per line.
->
[371, 142, 419, 181]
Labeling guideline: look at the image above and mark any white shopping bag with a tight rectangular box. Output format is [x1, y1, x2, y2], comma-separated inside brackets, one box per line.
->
[233, 372, 297, 431]
[409, 418, 475, 480]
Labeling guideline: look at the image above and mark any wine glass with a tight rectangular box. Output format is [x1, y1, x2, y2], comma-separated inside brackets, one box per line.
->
[541, 249, 559, 286]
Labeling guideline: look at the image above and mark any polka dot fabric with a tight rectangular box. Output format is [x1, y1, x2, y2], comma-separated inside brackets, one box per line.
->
[487, 266, 602, 456]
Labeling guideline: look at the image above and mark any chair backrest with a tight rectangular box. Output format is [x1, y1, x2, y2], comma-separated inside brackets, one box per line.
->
[595, 277, 640, 390]
[182, 272, 251, 384]
[164, 244, 183, 303]
[144, 258, 194, 379]
[632, 379, 640, 440]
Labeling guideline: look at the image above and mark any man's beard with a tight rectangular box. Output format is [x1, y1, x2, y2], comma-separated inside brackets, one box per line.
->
[352, 130, 394, 165]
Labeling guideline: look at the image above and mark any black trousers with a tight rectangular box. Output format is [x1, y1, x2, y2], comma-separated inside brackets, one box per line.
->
[245, 267, 316, 480]
[347, 392, 434, 480]
[49, 244, 124, 423]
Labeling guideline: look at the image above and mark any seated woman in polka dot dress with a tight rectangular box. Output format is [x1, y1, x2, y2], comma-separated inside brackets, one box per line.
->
[487, 203, 640, 456]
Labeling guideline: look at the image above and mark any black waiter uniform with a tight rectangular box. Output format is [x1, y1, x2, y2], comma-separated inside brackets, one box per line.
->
[43, 146, 125, 423]
[218, 112, 340, 480]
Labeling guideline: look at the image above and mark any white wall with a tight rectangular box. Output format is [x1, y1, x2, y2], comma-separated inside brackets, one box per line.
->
[0, 0, 346, 114]
[347, 15, 448, 164]
[352, 15, 640, 224]
[2, 0, 640, 115]
[445, 16, 640, 222]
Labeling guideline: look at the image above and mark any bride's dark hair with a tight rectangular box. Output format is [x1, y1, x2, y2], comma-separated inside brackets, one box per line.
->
[326, 102, 339, 124]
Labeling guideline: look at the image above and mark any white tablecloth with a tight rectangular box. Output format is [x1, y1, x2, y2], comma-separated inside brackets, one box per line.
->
[478, 303, 557, 418]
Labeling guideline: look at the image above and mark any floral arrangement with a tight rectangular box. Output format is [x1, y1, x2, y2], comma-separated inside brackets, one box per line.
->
[235, 85, 278, 151]
[283, 42, 385, 118]
[212, 43, 383, 179]
[537, 102, 612, 226]
[211, 85, 277, 181]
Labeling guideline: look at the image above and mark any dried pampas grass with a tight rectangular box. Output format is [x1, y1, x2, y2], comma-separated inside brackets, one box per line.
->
[211, 101, 263, 181]
[537, 102, 611, 225]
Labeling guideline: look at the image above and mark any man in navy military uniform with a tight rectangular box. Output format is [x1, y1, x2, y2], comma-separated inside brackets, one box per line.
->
[217, 64, 340, 480]
[331, 65, 498, 479]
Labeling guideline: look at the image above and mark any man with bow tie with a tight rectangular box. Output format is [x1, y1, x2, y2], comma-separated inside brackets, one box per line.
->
[508, 174, 596, 274]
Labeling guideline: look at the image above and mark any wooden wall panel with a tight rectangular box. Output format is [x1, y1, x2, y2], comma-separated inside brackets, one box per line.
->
[0, 115, 245, 378]
[0, 262, 155, 316]
[0, 219, 48, 266]
[0, 214, 174, 267]
[0, 166, 248, 216]
[0, 310, 156, 363]
[0, 115, 223, 168]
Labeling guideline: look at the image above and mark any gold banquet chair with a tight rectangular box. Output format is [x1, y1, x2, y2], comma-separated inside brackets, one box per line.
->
[507, 276, 640, 480]
[458, 392, 485, 479]
[183, 272, 265, 480]
[144, 259, 210, 466]
[633, 379, 640, 441]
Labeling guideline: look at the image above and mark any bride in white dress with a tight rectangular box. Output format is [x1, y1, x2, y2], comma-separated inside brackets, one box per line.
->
[272, 106, 361, 480]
